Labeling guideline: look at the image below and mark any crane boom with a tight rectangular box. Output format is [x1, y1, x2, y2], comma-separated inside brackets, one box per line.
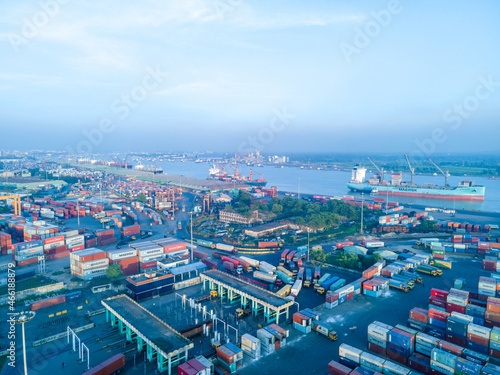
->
[367, 157, 384, 183]
[404, 154, 415, 186]
[228, 163, 239, 177]
[215, 161, 225, 174]
[429, 159, 449, 186]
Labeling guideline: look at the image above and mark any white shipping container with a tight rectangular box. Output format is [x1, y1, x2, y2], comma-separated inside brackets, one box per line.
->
[360, 352, 385, 372]
[467, 323, 491, 339]
[339, 344, 362, 364]
[107, 249, 138, 260]
[80, 258, 109, 269]
[430, 360, 454, 375]
[368, 323, 389, 341]
[447, 295, 468, 307]
[137, 247, 164, 257]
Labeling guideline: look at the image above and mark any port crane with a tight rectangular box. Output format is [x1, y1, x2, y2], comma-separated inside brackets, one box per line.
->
[367, 157, 384, 183]
[429, 159, 450, 186]
[228, 163, 240, 178]
[404, 154, 415, 186]
[249, 170, 263, 182]
[214, 161, 226, 175]
[0, 195, 21, 215]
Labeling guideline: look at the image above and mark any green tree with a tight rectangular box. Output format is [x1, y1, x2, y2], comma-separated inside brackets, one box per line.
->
[106, 264, 123, 279]
[420, 219, 437, 233]
[271, 204, 283, 213]
[137, 194, 147, 203]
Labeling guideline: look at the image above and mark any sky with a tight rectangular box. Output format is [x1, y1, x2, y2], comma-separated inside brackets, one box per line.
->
[1, 0, 499, 155]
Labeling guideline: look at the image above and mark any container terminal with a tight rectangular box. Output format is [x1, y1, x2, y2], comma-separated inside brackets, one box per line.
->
[0, 156, 500, 375]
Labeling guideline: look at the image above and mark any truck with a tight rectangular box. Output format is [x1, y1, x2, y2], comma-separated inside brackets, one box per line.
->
[317, 273, 331, 288]
[215, 243, 237, 254]
[322, 276, 340, 291]
[259, 261, 276, 273]
[313, 267, 321, 284]
[236, 307, 252, 319]
[92, 212, 105, 219]
[258, 241, 279, 248]
[312, 322, 338, 341]
[277, 284, 292, 297]
[277, 266, 294, 279]
[280, 249, 290, 265]
[82, 353, 125, 375]
[178, 221, 182, 230]
[391, 275, 415, 289]
[239, 256, 259, 268]
[304, 268, 312, 287]
[276, 270, 294, 284]
[197, 239, 215, 249]
[290, 279, 302, 297]
[401, 271, 422, 283]
[221, 256, 239, 267]
[297, 267, 305, 281]
[429, 260, 452, 270]
[237, 257, 253, 273]
[286, 250, 297, 263]
[361, 240, 385, 249]
[223, 261, 242, 275]
[416, 264, 442, 276]
[253, 271, 277, 283]
[389, 279, 409, 292]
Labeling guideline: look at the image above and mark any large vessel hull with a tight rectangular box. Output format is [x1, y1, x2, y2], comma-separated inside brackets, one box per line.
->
[347, 183, 485, 201]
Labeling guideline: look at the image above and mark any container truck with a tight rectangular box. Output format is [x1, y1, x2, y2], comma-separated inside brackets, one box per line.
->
[389, 279, 409, 292]
[290, 279, 302, 296]
[258, 241, 279, 248]
[239, 256, 259, 268]
[220, 256, 239, 267]
[401, 270, 422, 283]
[322, 276, 340, 291]
[313, 267, 321, 284]
[258, 261, 276, 273]
[215, 243, 237, 254]
[197, 239, 215, 249]
[236, 307, 252, 319]
[429, 260, 452, 269]
[304, 268, 312, 288]
[416, 264, 442, 276]
[178, 222, 182, 230]
[237, 257, 253, 273]
[313, 322, 338, 341]
[223, 261, 242, 275]
[277, 266, 294, 279]
[276, 270, 293, 284]
[297, 267, 305, 281]
[286, 250, 297, 263]
[280, 249, 290, 265]
[253, 271, 277, 283]
[361, 241, 384, 249]
[391, 275, 414, 289]
[317, 273, 331, 287]
[277, 284, 292, 297]
[329, 279, 346, 291]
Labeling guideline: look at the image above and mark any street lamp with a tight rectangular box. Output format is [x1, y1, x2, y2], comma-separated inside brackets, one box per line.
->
[360, 193, 364, 235]
[190, 211, 194, 262]
[307, 227, 310, 263]
[12, 311, 36, 375]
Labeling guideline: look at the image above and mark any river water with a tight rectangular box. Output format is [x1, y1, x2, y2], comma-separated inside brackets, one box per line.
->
[152, 160, 500, 213]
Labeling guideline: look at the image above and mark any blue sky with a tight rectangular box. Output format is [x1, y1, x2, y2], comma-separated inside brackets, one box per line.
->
[1, 0, 499, 154]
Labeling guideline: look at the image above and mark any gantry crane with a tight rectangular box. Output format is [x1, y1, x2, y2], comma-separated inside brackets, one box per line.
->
[214, 161, 226, 175]
[367, 157, 384, 183]
[404, 154, 415, 186]
[228, 163, 239, 178]
[0, 195, 21, 215]
[429, 159, 450, 186]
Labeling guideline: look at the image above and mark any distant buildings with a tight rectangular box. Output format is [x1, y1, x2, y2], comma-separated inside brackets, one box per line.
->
[244, 221, 290, 238]
[219, 209, 259, 224]
[268, 155, 288, 164]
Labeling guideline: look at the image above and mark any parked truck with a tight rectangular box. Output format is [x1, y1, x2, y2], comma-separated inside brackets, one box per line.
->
[258, 261, 276, 273]
[429, 260, 452, 270]
[237, 257, 253, 273]
[280, 249, 290, 265]
[401, 271, 423, 283]
[197, 239, 215, 249]
[313, 268, 321, 284]
[317, 273, 331, 288]
[391, 274, 415, 289]
[223, 261, 242, 275]
[215, 243, 237, 254]
[277, 284, 292, 297]
[290, 279, 302, 297]
[253, 271, 277, 283]
[276, 270, 294, 284]
[239, 256, 260, 268]
[304, 268, 312, 288]
[417, 264, 442, 276]
[389, 279, 409, 292]
[312, 322, 338, 341]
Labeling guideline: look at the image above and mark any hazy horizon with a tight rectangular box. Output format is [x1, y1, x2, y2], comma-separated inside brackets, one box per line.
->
[1, 0, 500, 155]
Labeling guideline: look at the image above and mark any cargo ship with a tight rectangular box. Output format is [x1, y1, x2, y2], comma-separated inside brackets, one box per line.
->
[347, 164, 485, 201]
[134, 164, 163, 174]
[208, 164, 267, 187]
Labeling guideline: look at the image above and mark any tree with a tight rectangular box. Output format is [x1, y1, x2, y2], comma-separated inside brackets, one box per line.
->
[271, 204, 283, 213]
[137, 194, 147, 203]
[106, 264, 123, 279]
[420, 219, 437, 233]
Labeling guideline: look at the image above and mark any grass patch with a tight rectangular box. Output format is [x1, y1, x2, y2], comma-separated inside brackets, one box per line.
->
[0, 275, 55, 295]
[52, 271, 64, 276]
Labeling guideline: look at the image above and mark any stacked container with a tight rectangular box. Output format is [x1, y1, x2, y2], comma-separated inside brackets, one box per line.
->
[486, 297, 500, 328]
[241, 334, 261, 359]
[489, 326, 500, 358]
[478, 277, 497, 299]
[327, 360, 352, 375]
[65, 234, 85, 252]
[13, 240, 44, 266]
[107, 248, 139, 276]
[339, 344, 363, 369]
[467, 323, 491, 355]
[386, 328, 414, 365]
[415, 332, 440, 356]
[360, 352, 385, 373]
[216, 343, 243, 373]
[446, 289, 469, 314]
[428, 308, 450, 338]
[430, 348, 457, 375]
[367, 322, 392, 356]
[96, 229, 117, 246]
[362, 277, 389, 298]
[0, 232, 12, 255]
[70, 248, 108, 280]
[292, 312, 312, 334]
[446, 312, 472, 347]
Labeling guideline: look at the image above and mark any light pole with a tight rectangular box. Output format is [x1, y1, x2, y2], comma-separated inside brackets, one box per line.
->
[360, 193, 364, 235]
[298, 178, 301, 200]
[190, 211, 194, 262]
[12, 311, 36, 375]
[307, 227, 310, 263]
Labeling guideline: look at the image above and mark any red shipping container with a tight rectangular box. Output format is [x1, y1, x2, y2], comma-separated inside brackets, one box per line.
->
[16, 258, 39, 267]
[30, 295, 66, 311]
[328, 360, 351, 375]
[367, 342, 386, 357]
[489, 348, 500, 359]
[446, 303, 466, 314]
[431, 288, 449, 299]
[410, 307, 428, 323]
[438, 341, 464, 356]
[445, 333, 467, 347]
[386, 348, 408, 365]
[430, 369, 447, 375]
[140, 261, 157, 269]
